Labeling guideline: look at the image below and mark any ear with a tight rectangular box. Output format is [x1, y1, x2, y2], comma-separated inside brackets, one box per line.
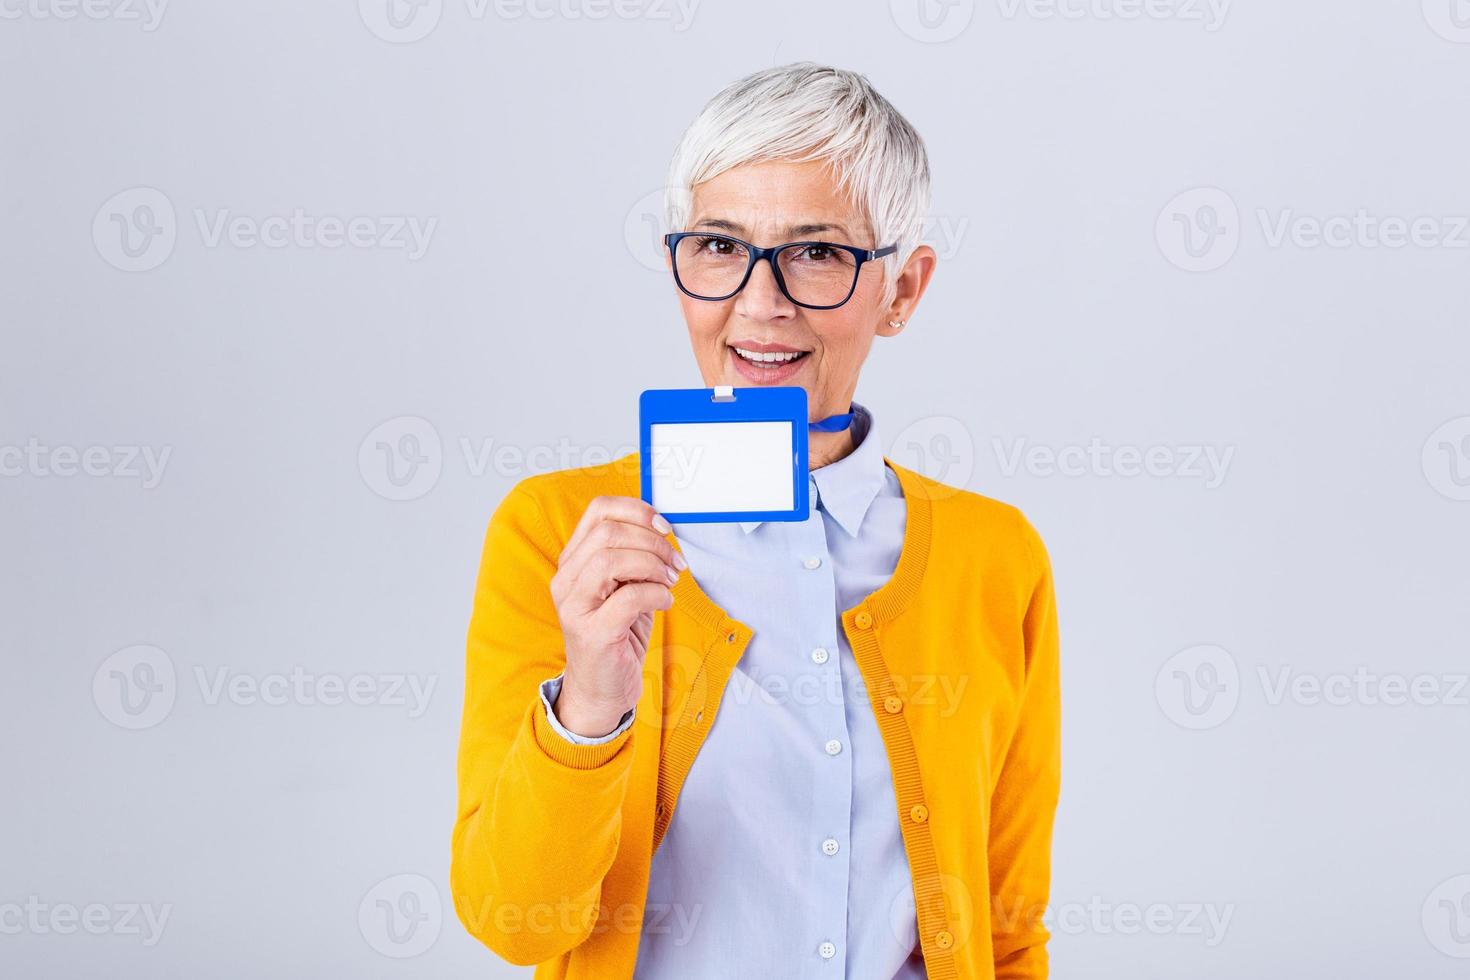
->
[877, 244, 938, 337]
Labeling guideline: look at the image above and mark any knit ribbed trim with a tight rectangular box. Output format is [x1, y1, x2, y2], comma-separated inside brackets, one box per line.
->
[841, 460, 954, 978]
[529, 698, 635, 770]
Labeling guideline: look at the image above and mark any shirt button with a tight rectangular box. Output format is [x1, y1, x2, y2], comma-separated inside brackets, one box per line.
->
[935, 930, 954, 950]
[802, 556, 822, 570]
[818, 941, 837, 960]
[883, 695, 904, 714]
[810, 647, 830, 665]
[909, 804, 929, 824]
[854, 611, 874, 629]
[824, 739, 843, 756]
[821, 837, 840, 856]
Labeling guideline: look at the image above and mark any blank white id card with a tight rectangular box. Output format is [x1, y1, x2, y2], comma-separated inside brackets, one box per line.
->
[639, 386, 810, 524]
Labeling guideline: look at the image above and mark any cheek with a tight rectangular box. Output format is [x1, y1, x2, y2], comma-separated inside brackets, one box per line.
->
[679, 297, 732, 361]
[680, 297, 719, 336]
[808, 311, 873, 366]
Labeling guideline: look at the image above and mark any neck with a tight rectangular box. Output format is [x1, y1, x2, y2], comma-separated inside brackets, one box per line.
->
[809, 428, 856, 470]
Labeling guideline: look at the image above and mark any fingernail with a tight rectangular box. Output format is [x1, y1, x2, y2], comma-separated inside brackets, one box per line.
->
[671, 551, 688, 571]
[666, 566, 680, 584]
[652, 514, 673, 534]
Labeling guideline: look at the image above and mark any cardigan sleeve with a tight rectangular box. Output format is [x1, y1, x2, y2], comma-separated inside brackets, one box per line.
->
[988, 516, 1062, 979]
[539, 674, 637, 745]
[450, 484, 638, 966]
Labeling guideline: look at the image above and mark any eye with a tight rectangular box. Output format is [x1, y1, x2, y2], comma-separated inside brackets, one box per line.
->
[692, 235, 743, 257]
[795, 244, 837, 262]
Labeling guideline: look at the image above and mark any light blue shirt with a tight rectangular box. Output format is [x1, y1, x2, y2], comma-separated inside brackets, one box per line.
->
[541, 404, 925, 979]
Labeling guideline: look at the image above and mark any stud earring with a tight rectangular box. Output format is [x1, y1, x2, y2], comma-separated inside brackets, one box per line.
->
[888, 319, 906, 332]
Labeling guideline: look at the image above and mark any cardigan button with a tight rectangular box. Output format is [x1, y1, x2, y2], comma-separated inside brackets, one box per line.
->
[854, 611, 874, 629]
[726, 631, 736, 644]
[934, 930, 954, 950]
[909, 804, 929, 824]
[883, 695, 904, 714]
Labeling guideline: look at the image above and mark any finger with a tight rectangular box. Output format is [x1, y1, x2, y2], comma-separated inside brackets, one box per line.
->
[554, 522, 682, 612]
[630, 610, 653, 651]
[566, 549, 677, 614]
[562, 496, 672, 563]
[560, 519, 682, 582]
[593, 582, 674, 639]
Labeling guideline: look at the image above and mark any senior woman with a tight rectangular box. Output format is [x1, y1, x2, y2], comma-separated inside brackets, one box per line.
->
[452, 64, 1060, 980]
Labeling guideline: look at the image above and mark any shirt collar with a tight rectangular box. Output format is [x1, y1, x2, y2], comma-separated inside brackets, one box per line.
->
[738, 402, 885, 537]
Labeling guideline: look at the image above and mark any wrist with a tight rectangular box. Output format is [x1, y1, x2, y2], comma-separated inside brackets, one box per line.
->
[552, 684, 626, 739]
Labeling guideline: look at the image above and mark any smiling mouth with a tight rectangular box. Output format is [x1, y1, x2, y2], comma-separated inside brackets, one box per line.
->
[730, 345, 811, 368]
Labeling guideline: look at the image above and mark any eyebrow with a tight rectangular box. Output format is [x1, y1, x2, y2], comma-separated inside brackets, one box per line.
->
[690, 217, 854, 240]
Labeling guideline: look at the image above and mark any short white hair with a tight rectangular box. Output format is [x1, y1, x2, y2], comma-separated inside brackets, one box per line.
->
[665, 63, 931, 304]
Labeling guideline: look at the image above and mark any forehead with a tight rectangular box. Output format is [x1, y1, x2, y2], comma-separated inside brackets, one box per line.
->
[687, 159, 867, 239]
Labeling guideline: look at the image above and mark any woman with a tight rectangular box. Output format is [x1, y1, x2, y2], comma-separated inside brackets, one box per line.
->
[451, 63, 1060, 980]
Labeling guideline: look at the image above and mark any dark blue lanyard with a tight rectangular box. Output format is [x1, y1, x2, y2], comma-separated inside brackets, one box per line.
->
[809, 406, 854, 432]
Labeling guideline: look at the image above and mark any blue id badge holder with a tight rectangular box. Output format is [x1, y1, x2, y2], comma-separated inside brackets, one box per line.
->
[640, 385, 810, 524]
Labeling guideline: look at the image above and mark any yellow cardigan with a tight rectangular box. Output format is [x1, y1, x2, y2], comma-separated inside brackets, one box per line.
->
[451, 453, 1060, 979]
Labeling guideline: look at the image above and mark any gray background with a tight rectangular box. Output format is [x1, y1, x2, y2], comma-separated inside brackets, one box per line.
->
[3, 1, 1469, 977]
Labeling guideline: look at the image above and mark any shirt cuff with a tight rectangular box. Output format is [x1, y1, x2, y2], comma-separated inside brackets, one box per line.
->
[539, 674, 636, 745]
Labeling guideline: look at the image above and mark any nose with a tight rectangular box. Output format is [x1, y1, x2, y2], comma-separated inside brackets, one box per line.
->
[734, 255, 797, 322]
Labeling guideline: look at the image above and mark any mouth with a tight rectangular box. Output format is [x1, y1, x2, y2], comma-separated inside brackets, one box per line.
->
[727, 342, 812, 384]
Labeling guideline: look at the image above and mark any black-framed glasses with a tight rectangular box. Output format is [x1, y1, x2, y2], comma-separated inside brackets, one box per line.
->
[664, 232, 897, 310]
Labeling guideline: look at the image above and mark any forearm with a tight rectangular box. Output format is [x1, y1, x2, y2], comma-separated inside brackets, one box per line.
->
[451, 697, 636, 964]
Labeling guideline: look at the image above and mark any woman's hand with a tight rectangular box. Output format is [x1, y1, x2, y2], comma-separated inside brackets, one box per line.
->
[548, 496, 685, 738]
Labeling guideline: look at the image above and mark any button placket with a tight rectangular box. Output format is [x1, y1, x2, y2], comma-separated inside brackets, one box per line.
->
[792, 509, 850, 971]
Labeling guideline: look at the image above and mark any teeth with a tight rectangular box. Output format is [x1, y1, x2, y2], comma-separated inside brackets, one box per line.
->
[734, 347, 805, 363]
